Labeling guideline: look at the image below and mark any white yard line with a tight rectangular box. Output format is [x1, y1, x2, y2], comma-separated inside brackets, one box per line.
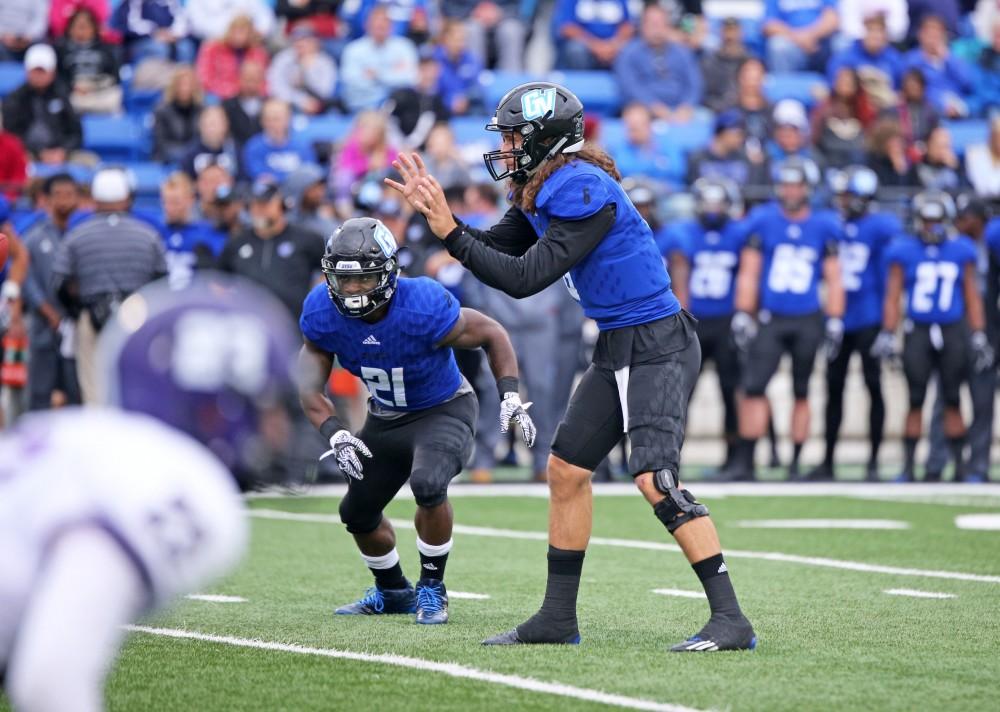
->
[883, 589, 957, 600]
[449, 591, 491, 600]
[733, 519, 910, 530]
[185, 594, 247, 603]
[954, 514, 1000, 530]
[250, 509, 1000, 585]
[125, 625, 704, 712]
[651, 589, 705, 599]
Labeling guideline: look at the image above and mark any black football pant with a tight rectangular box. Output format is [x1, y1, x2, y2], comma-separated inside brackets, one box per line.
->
[822, 325, 884, 467]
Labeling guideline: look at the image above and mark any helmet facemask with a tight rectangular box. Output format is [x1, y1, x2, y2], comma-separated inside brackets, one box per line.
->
[322, 255, 399, 318]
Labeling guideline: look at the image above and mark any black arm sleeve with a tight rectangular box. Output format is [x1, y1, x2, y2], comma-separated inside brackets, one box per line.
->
[458, 206, 539, 257]
[443, 204, 616, 298]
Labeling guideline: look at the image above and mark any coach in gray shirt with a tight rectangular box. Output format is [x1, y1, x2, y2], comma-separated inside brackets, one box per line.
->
[52, 168, 167, 403]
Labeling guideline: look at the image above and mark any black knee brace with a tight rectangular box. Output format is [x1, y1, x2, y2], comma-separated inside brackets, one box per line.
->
[651, 468, 709, 534]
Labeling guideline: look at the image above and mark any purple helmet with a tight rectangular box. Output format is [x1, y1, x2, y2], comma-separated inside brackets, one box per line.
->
[97, 273, 301, 489]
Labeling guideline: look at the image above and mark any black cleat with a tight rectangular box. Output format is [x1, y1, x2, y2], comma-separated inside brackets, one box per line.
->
[482, 628, 581, 646]
[670, 615, 757, 653]
[865, 461, 880, 482]
[335, 584, 416, 616]
[923, 469, 943, 483]
[712, 465, 756, 482]
[415, 580, 449, 625]
[801, 463, 834, 481]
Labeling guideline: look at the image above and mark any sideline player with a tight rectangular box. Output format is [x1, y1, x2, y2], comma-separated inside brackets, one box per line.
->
[298, 217, 535, 625]
[0, 274, 301, 712]
[728, 157, 845, 481]
[873, 190, 993, 482]
[388, 83, 755, 652]
[806, 167, 900, 481]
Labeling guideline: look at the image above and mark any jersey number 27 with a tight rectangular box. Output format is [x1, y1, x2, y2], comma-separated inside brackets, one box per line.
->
[912, 261, 959, 314]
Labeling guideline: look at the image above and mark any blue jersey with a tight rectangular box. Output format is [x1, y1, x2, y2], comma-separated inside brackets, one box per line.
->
[159, 221, 229, 288]
[299, 277, 464, 412]
[660, 219, 747, 319]
[746, 203, 841, 316]
[885, 235, 977, 325]
[985, 218, 1000, 262]
[518, 161, 680, 330]
[839, 211, 901, 332]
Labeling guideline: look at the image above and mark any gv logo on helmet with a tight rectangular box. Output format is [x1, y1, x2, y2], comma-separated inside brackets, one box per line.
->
[521, 88, 556, 121]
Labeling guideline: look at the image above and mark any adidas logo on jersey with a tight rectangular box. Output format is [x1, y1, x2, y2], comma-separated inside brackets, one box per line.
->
[362, 335, 380, 346]
[718, 562, 728, 574]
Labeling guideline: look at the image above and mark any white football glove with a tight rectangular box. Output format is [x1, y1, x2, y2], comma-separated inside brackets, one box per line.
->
[499, 392, 536, 447]
[870, 329, 898, 362]
[731, 310, 757, 353]
[971, 330, 995, 373]
[320, 429, 372, 480]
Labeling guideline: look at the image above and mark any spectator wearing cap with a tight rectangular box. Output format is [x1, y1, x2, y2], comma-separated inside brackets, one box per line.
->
[55, 7, 122, 114]
[614, 3, 702, 123]
[187, 0, 274, 41]
[926, 195, 994, 483]
[157, 171, 227, 290]
[2, 44, 83, 165]
[440, 0, 527, 73]
[552, 0, 633, 71]
[386, 53, 450, 149]
[110, 0, 197, 65]
[768, 99, 825, 174]
[828, 10, 903, 104]
[0, 1, 49, 61]
[434, 20, 483, 116]
[217, 179, 326, 318]
[242, 98, 317, 182]
[222, 60, 266, 150]
[810, 67, 876, 169]
[966, 117, 1000, 200]
[339, 4, 419, 113]
[52, 168, 168, 403]
[686, 110, 769, 190]
[902, 14, 974, 118]
[330, 110, 398, 216]
[152, 65, 204, 165]
[182, 105, 240, 179]
[196, 14, 270, 100]
[763, 0, 839, 73]
[267, 25, 337, 116]
[911, 125, 968, 192]
[700, 18, 751, 114]
[209, 182, 247, 239]
[22, 173, 82, 410]
[283, 163, 338, 238]
[610, 102, 679, 183]
[837, 0, 908, 44]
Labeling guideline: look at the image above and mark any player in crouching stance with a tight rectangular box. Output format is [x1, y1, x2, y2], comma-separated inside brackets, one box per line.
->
[298, 217, 535, 625]
[0, 276, 301, 712]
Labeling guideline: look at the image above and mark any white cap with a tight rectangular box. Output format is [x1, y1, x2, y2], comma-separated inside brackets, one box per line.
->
[24, 44, 56, 72]
[773, 99, 808, 131]
[92, 169, 132, 203]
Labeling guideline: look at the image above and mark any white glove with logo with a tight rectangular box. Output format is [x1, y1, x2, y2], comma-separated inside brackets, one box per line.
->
[320, 429, 373, 480]
[731, 310, 757, 353]
[500, 392, 536, 447]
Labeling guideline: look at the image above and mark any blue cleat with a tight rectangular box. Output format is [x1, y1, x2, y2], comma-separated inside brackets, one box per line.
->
[669, 615, 756, 652]
[415, 580, 449, 625]
[335, 584, 416, 616]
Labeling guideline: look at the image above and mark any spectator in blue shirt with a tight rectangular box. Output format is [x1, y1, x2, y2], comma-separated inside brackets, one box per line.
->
[440, 0, 527, 72]
[613, 3, 702, 123]
[903, 14, 974, 118]
[828, 11, 903, 98]
[609, 102, 680, 183]
[241, 98, 317, 181]
[552, 0, 633, 70]
[434, 20, 482, 116]
[339, 4, 418, 112]
[339, 0, 433, 44]
[763, 0, 839, 72]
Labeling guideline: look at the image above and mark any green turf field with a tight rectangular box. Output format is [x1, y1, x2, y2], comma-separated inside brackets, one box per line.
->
[19, 486, 1000, 711]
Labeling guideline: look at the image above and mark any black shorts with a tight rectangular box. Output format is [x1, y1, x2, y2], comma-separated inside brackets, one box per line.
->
[743, 311, 824, 399]
[696, 315, 741, 393]
[551, 311, 701, 477]
[902, 321, 969, 409]
[338, 391, 478, 534]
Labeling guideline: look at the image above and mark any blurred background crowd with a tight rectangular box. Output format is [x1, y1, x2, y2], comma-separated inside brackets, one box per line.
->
[0, 0, 999, 483]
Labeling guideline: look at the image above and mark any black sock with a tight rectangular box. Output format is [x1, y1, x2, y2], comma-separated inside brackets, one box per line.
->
[948, 436, 966, 479]
[371, 562, 407, 590]
[903, 436, 918, 473]
[792, 442, 803, 467]
[515, 546, 584, 641]
[692, 553, 743, 620]
[738, 437, 757, 471]
[418, 551, 449, 582]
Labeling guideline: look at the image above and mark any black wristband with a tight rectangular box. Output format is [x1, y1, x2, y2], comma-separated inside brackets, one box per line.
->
[319, 416, 346, 441]
[497, 376, 519, 400]
[443, 223, 465, 248]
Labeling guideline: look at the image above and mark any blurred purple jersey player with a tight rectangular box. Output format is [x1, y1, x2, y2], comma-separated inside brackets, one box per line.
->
[0, 274, 301, 712]
[298, 217, 535, 625]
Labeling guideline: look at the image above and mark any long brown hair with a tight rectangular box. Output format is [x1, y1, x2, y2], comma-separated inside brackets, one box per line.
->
[512, 144, 621, 213]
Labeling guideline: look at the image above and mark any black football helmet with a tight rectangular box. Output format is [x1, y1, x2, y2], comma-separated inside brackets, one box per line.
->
[322, 217, 399, 318]
[692, 177, 743, 228]
[483, 82, 585, 184]
[912, 189, 956, 245]
[829, 165, 878, 219]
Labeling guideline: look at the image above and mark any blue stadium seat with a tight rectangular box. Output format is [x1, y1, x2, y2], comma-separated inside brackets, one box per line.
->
[450, 115, 491, 145]
[942, 120, 989, 157]
[294, 113, 354, 145]
[30, 162, 95, 186]
[0, 62, 24, 98]
[479, 71, 541, 113]
[120, 161, 169, 197]
[83, 115, 150, 161]
[124, 86, 162, 117]
[548, 71, 621, 115]
[764, 72, 827, 108]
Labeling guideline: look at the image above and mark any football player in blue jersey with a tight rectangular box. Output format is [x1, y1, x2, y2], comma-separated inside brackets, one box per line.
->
[728, 157, 846, 481]
[805, 167, 901, 481]
[660, 178, 748, 473]
[874, 191, 993, 482]
[297, 217, 536, 625]
[388, 83, 756, 652]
